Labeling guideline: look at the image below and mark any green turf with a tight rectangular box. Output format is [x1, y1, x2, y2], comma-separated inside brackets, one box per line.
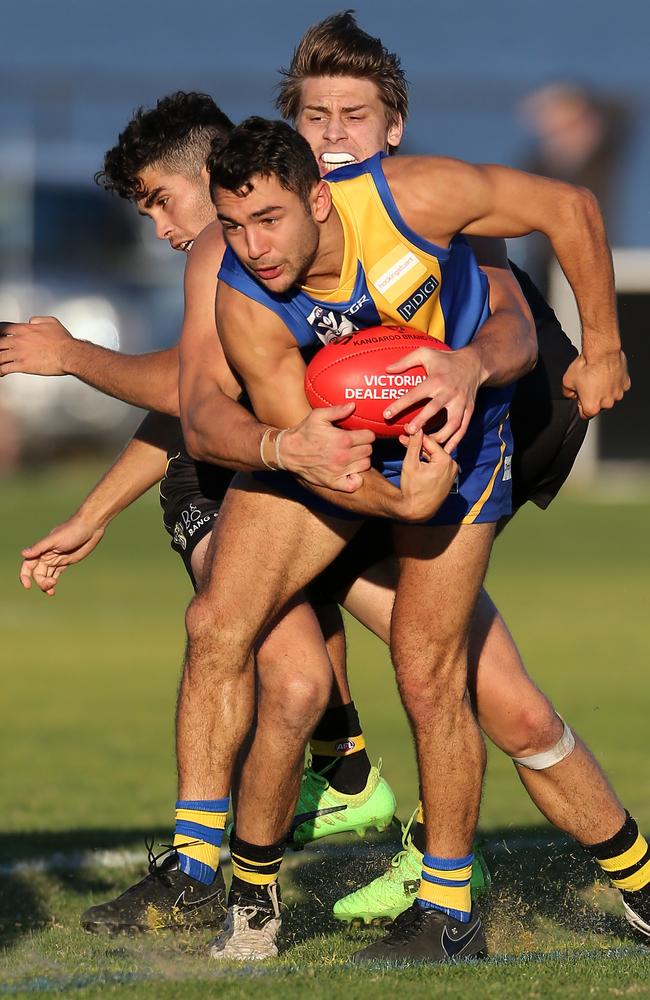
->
[1, 461, 649, 996]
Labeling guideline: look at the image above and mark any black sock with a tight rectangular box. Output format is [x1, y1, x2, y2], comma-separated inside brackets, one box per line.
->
[310, 701, 372, 794]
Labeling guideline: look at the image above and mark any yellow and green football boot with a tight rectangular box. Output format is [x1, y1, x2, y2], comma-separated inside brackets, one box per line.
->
[333, 814, 491, 925]
[290, 763, 396, 849]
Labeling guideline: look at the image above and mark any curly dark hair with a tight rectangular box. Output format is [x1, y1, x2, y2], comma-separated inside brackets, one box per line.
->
[208, 117, 321, 208]
[276, 10, 408, 150]
[96, 91, 234, 200]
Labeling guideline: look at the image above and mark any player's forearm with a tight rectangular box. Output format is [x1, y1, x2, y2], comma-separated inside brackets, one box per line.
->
[75, 413, 172, 528]
[182, 388, 272, 472]
[64, 342, 180, 415]
[548, 188, 621, 359]
[299, 467, 401, 518]
[464, 306, 537, 388]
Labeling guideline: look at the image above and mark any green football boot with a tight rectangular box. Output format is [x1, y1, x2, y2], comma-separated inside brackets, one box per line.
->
[333, 815, 491, 925]
[290, 762, 396, 848]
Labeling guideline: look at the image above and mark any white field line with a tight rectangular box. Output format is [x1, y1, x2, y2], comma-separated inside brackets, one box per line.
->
[0, 834, 570, 878]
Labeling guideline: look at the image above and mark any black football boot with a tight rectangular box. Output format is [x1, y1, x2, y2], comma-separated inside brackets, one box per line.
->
[80, 841, 226, 934]
[351, 901, 486, 965]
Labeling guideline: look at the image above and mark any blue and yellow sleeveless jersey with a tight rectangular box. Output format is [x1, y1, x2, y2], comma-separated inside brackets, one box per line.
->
[218, 153, 513, 525]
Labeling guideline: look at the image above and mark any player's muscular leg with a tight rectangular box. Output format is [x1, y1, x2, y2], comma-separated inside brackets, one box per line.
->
[341, 558, 396, 640]
[313, 602, 351, 704]
[391, 523, 495, 857]
[176, 473, 358, 801]
[235, 598, 333, 844]
[469, 590, 626, 845]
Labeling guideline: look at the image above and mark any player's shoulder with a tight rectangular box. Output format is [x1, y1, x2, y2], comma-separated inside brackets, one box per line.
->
[187, 220, 225, 267]
[381, 153, 475, 186]
[183, 221, 225, 293]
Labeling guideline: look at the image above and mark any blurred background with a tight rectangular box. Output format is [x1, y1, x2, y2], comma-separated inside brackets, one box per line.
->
[0, 0, 648, 473]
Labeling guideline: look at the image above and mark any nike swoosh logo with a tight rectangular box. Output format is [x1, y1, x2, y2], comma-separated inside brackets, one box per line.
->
[173, 888, 224, 912]
[441, 919, 482, 958]
[290, 804, 347, 832]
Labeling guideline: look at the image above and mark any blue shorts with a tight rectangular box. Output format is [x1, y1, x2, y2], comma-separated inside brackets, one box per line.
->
[253, 397, 513, 527]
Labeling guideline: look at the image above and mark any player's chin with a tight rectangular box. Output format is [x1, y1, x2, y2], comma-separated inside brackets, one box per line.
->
[259, 270, 295, 294]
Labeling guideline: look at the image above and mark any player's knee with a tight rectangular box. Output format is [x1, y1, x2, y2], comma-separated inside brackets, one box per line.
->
[394, 656, 464, 720]
[280, 671, 330, 730]
[258, 653, 330, 727]
[504, 704, 566, 759]
[185, 594, 248, 664]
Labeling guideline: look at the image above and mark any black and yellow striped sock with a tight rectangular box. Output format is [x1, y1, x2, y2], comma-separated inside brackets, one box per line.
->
[586, 812, 650, 893]
[310, 701, 371, 794]
[229, 832, 286, 901]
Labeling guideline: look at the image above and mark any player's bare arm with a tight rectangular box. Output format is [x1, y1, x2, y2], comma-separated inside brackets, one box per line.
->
[383, 155, 630, 417]
[20, 411, 176, 596]
[179, 222, 375, 492]
[385, 238, 537, 452]
[0, 318, 180, 415]
[217, 283, 457, 522]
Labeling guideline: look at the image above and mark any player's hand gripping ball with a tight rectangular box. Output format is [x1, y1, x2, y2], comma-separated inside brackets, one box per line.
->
[305, 326, 451, 437]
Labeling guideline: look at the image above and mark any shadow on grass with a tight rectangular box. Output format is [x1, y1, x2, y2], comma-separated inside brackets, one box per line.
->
[0, 823, 634, 957]
[0, 827, 167, 954]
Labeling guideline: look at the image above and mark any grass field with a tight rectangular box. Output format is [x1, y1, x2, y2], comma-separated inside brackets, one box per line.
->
[1, 460, 649, 998]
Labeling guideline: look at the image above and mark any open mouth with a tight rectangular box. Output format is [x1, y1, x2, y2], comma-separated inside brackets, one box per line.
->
[320, 152, 358, 170]
[172, 240, 194, 253]
[254, 264, 283, 281]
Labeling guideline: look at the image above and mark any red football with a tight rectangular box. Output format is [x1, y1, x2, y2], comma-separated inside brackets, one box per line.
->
[304, 326, 450, 437]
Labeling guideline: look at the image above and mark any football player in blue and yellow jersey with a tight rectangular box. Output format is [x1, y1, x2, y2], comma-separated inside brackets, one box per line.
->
[199, 116, 620, 962]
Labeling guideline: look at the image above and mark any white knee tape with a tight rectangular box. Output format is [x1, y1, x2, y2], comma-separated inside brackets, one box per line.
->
[511, 716, 576, 770]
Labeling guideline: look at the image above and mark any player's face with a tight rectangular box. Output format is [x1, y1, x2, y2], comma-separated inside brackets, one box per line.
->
[215, 173, 325, 294]
[296, 76, 403, 176]
[135, 166, 215, 251]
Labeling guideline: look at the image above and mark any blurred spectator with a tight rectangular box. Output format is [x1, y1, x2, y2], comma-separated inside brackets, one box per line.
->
[517, 83, 629, 292]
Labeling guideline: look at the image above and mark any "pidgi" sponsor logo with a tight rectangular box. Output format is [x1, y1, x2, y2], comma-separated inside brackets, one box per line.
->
[397, 275, 439, 321]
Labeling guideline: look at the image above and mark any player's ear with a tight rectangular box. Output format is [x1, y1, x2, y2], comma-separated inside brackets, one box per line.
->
[387, 115, 404, 150]
[311, 180, 332, 223]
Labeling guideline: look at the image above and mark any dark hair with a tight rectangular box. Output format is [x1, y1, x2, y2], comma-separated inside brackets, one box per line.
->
[96, 91, 234, 200]
[277, 10, 408, 147]
[208, 117, 321, 206]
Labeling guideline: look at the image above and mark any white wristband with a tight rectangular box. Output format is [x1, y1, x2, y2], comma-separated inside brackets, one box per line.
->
[275, 429, 288, 471]
[259, 427, 275, 470]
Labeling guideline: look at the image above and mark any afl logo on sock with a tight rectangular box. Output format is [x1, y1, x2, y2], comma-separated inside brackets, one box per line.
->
[336, 740, 356, 753]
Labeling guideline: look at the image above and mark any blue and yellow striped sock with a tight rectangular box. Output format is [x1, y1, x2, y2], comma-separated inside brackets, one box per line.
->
[173, 797, 229, 885]
[417, 852, 473, 923]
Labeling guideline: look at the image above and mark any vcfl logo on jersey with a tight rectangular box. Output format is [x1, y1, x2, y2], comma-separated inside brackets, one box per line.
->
[397, 275, 439, 322]
[306, 304, 357, 344]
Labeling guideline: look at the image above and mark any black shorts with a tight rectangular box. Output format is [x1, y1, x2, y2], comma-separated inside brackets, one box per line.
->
[159, 432, 234, 588]
[508, 264, 587, 511]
